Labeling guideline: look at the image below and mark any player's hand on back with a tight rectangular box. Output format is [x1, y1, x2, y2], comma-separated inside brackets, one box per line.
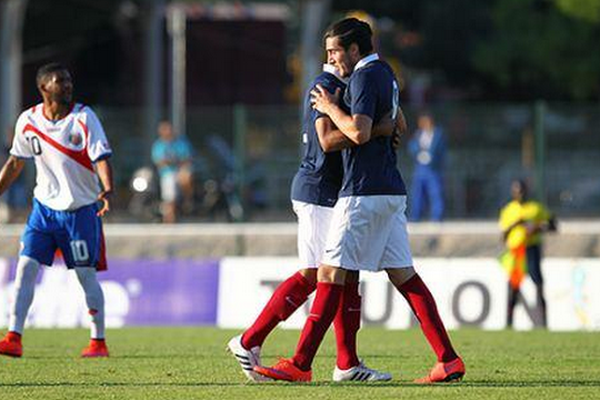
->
[96, 190, 112, 217]
[392, 129, 402, 150]
[311, 84, 340, 114]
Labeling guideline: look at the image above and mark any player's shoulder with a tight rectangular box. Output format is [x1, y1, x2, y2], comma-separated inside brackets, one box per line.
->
[18, 103, 42, 120]
[501, 200, 521, 214]
[313, 72, 345, 92]
[15, 103, 41, 129]
[72, 103, 97, 118]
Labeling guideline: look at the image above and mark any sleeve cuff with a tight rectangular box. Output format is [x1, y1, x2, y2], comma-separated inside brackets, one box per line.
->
[9, 151, 32, 160]
[92, 152, 112, 163]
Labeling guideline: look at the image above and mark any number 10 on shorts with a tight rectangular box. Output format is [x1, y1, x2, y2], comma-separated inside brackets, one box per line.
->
[70, 240, 90, 264]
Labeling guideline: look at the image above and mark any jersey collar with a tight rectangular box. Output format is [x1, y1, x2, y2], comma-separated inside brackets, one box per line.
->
[322, 64, 348, 84]
[354, 53, 380, 72]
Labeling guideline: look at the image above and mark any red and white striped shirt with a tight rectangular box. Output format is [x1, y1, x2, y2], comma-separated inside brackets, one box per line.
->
[10, 103, 112, 211]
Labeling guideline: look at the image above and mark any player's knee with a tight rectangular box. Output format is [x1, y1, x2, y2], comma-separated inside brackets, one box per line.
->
[298, 268, 317, 284]
[16, 256, 40, 283]
[345, 270, 360, 284]
[317, 265, 346, 284]
[386, 267, 416, 288]
[75, 267, 102, 291]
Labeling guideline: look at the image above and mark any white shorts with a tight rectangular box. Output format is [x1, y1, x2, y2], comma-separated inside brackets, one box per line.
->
[160, 173, 179, 202]
[292, 200, 334, 269]
[321, 195, 413, 272]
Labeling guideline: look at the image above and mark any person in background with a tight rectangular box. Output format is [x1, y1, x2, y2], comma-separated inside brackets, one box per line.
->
[407, 112, 446, 221]
[151, 121, 194, 223]
[499, 179, 557, 328]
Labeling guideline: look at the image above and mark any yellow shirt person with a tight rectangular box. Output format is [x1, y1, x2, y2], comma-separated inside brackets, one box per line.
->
[499, 200, 552, 250]
[498, 179, 556, 329]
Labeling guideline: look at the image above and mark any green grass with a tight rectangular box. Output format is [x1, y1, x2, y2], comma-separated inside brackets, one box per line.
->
[0, 328, 599, 399]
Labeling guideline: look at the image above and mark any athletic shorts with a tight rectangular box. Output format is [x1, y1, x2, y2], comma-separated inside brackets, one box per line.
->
[292, 200, 334, 269]
[321, 195, 413, 272]
[160, 173, 179, 202]
[21, 199, 107, 270]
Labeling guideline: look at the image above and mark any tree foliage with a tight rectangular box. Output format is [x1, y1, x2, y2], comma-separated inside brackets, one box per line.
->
[473, 0, 600, 99]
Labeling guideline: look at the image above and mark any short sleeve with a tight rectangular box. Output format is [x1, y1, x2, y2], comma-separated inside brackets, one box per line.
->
[499, 204, 517, 231]
[536, 203, 551, 222]
[151, 141, 163, 164]
[9, 114, 33, 159]
[349, 71, 377, 119]
[177, 137, 193, 159]
[84, 108, 112, 162]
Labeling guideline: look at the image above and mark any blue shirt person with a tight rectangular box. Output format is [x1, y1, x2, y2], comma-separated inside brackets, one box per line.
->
[151, 121, 194, 223]
[407, 113, 446, 221]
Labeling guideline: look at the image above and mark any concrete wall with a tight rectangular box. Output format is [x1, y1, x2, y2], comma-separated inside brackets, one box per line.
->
[1, 221, 599, 260]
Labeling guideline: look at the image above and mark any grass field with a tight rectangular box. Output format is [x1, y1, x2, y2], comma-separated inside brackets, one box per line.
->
[0, 327, 599, 399]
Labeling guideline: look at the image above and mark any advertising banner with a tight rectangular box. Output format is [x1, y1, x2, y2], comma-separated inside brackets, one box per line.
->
[217, 257, 600, 331]
[0, 258, 220, 328]
[2, 256, 597, 331]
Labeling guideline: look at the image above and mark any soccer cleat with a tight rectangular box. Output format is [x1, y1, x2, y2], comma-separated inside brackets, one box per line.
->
[227, 335, 269, 382]
[81, 339, 109, 358]
[332, 361, 392, 382]
[414, 357, 465, 383]
[254, 358, 312, 382]
[0, 331, 23, 358]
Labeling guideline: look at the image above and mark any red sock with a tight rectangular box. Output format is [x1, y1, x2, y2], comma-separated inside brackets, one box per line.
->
[333, 282, 361, 369]
[242, 272, 316, 349]
[292, 282, 343, 371]
[399, 274, 458, 362]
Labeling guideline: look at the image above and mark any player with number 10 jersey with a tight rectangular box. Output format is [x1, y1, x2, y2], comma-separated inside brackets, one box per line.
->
[0, 63, 113, 358]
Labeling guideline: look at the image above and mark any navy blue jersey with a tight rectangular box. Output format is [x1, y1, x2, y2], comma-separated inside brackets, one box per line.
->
[290, 71, 347, 207]
[339, 57, 407, 197]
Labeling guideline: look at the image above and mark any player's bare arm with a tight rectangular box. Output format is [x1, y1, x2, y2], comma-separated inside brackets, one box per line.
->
[311, 84, 373, 145]
[0, 156, 25, 198]
[95, 158, 114, 217]
[317, 111, 396, 153]
[391, 107, 408, 150]
[315, 117, 354, 152]
[396, 106, 408, 136]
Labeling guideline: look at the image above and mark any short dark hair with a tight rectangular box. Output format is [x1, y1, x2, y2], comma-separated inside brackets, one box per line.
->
[36, 63, 68, 87]
[324, 18, 373, 56]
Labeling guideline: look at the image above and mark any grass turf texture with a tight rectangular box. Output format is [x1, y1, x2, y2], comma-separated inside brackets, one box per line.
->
[0, 328, 598, 399]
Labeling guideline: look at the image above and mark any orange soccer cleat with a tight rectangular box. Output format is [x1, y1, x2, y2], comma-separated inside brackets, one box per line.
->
[81, 338, 109, 358]
[254, 358, 312, 382]
[0, 331, 23, 358]
[415, 357, 465, 383]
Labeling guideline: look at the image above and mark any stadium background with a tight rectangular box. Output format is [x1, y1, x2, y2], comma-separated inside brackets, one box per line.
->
[1, 1, 600, 333]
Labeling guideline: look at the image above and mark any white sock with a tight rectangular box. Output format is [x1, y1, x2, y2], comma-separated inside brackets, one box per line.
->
[9, 256, 40, 334]
[75, 267, 105, 340]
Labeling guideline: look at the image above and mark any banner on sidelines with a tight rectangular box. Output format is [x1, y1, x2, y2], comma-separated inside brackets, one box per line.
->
[0, 258, 220, 328]
[217, 257, 600, 331]
[1, 257, 598, 330]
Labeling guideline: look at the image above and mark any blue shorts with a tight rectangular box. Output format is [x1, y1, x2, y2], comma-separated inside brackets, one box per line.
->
[21, 199, 105, 269]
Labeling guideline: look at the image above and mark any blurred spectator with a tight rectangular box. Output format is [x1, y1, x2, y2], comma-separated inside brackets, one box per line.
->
[0, 129, 28, 223]
[407, 112, 446, 221]
[151, 121, 194, 223]
[499, 179, 557, 329]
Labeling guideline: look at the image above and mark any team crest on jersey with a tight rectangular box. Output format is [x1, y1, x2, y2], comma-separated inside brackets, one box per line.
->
[69, 132, 83, 146]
